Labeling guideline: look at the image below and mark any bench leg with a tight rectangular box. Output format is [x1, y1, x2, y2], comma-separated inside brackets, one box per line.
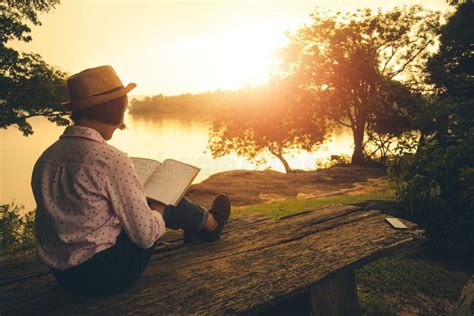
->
[309, 270, 362, 316]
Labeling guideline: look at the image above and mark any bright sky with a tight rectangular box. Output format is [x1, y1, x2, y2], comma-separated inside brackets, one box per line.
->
[10, 0, 448, 95]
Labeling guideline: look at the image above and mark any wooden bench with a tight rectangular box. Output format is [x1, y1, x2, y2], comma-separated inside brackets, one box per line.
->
[0, 204, 425, 315]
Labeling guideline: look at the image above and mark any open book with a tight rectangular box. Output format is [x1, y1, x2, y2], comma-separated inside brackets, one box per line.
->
[131, 157, 200, 206]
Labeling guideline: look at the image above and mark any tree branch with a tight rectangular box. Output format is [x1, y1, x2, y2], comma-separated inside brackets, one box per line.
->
[1, 111, 68, 127]
[388, 34, 440, 79]
[346, 107, 356, 129]
[17, 111, 66, 120]
[380, 46, 398, 75]
[334, 118, 352, 128]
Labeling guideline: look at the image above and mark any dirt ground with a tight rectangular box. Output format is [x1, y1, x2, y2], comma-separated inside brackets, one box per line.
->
[185, 165, 388, 208]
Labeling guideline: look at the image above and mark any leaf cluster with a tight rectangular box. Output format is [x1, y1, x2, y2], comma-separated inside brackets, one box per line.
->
[389, 3, 474, 258]
[279, 6, 441, 157]
[0, 0, 69, 136]
[208, 76, 329, 164]
[0, 203, 35, 254]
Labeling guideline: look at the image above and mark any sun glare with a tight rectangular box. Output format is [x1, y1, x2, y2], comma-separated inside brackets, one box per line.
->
[119, 24, 289, 95]
[9, 0, 447, 95]
[187, 28, 286, 89]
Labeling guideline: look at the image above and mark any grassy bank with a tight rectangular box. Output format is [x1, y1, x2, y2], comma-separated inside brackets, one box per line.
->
[235, 184, 394, 219]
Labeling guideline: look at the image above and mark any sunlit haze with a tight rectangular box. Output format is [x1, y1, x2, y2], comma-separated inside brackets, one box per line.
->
[9, 0, 447, 96]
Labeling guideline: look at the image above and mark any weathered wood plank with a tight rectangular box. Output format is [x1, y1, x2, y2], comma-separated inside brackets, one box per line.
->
[0, 205, 425, 315]
[0, 214, 267, 286]
[454, 276, 474, 316]
[148, 205, 366, 271]
[0, 204, 354, 285]
[309, 270, 361, 316]
[0, 261, 50, 287]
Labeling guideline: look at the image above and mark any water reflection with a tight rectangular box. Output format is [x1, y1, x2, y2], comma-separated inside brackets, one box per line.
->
[0, 113, 354, 210]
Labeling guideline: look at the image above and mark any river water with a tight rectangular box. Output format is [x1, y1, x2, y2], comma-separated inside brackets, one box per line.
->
[0, 113, 354, 210]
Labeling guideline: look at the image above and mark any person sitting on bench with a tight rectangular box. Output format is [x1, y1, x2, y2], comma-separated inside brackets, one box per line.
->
[31, 65, 231, 297]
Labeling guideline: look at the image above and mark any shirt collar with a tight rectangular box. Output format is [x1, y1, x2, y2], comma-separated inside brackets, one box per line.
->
[60, 125, 105, 143]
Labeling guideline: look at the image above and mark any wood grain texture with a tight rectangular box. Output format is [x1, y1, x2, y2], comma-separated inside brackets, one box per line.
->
[0, 204, 425, 315]
[309, 270, 361, 316]
[454, 275, 474, 316]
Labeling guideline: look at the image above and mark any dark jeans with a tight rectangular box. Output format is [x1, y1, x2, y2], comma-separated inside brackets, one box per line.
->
[52, 197, 209, 297]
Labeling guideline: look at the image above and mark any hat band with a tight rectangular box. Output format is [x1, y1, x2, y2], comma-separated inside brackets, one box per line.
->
[71, 85, 125, 102]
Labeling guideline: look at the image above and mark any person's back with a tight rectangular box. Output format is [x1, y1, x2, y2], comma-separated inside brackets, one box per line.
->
[32, 125, 130, 270]
[31, 65, 231, 297]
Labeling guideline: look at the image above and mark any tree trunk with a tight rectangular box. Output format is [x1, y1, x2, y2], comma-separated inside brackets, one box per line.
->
[274, 152, 292, 174]
[351, 126, 366, 165]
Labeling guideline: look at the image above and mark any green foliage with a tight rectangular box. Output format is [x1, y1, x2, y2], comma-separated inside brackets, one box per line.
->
[0, 0, 60, 43]
[280, 6, 440, 164]
[427, 2, 473, 100]
[389, 2, 474, 258]
[0, 0, 70, 136]
[364, 131, 417, 165]
[390, 134, 474, 258]
[0, 203, 35, 254]
[0, 53, 69, 135]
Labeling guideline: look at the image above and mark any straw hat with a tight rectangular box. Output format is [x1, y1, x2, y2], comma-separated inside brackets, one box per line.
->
[62, 65, 136, 112]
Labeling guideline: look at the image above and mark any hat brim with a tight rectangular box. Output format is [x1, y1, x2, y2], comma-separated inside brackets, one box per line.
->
[62, 83, 137, 112]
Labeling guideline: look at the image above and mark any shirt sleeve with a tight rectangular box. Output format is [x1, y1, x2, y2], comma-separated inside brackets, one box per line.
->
[104, 153, 166, 248]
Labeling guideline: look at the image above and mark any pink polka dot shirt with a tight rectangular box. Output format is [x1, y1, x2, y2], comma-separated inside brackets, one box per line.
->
[31, 125, 166, 270]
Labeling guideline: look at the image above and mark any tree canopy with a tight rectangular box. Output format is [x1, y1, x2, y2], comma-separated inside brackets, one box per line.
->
[208, 77, 329, 173]
[279, 6, 440, 164]
[389, 2, 473, 258]
[0, 0, 68, 136]
[424, 1, 473, 138]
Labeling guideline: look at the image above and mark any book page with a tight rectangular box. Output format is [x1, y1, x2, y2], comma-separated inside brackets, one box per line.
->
[145, 159, 200, 206]
[130, 157, 161, 187]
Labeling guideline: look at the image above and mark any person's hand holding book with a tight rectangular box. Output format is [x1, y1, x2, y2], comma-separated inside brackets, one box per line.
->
[147, 198, 166, 216]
